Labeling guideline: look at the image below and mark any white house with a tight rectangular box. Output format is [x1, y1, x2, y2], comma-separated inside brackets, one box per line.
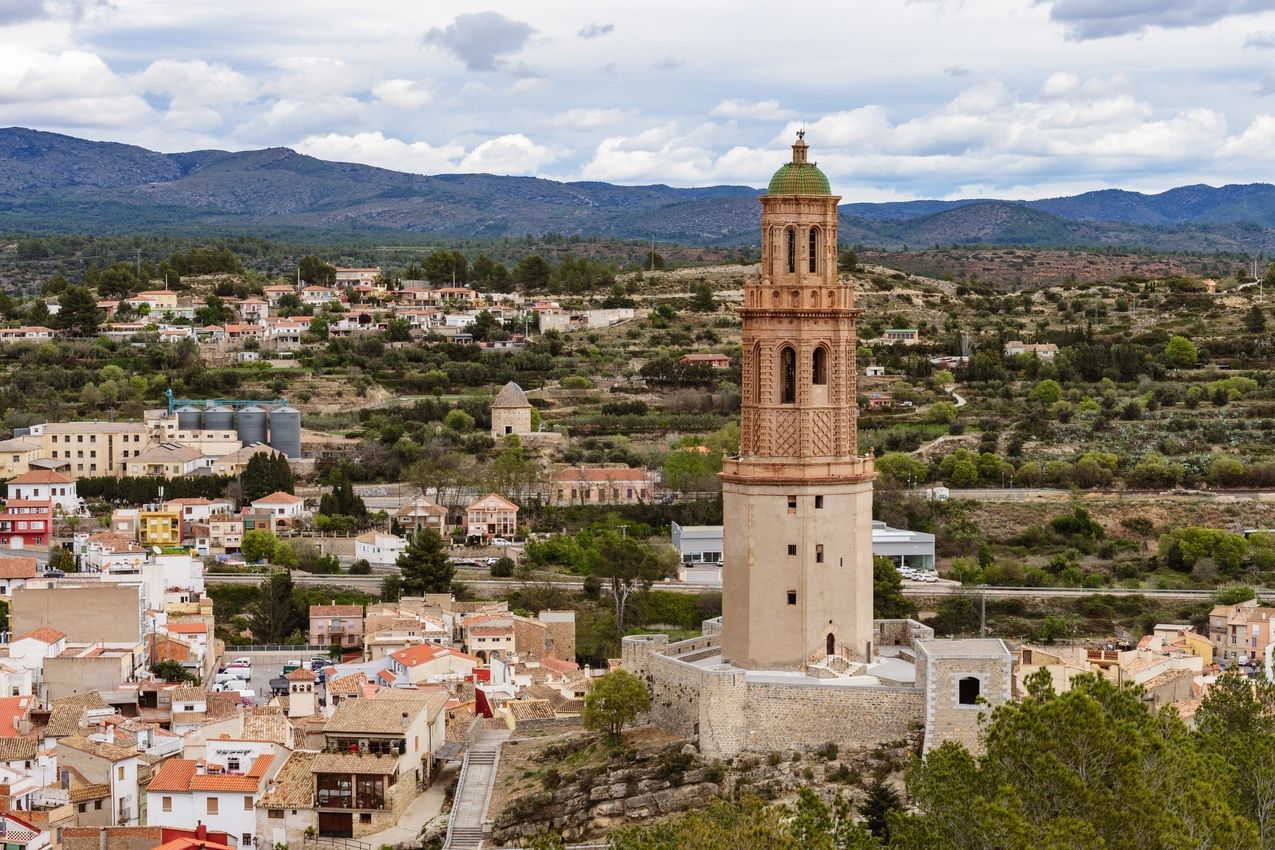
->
[250, 492, 309, 524]
[146, 738, 282, 849]
[7, 627, 66, 684]
[354, 532, 406, 566]
[5, 470, 78, 515]
[56, 734, 144, 826]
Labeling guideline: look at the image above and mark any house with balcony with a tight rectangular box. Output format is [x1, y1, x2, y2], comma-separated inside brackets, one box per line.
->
[137, 509, 182, 547]
[309, 605, 364, 651]
[308, 688, 448, 838]
[6, 470, 78, 516]
[394, 498, 448, 536]
[464, 493, 518, 543]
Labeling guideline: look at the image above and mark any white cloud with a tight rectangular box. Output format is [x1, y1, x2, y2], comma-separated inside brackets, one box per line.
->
[0, 47, 151, 127]
[133, 59, 254, 107]
[709, 99, 793, 120]
[460, 133, 557, 174]
[577, 22, 614, 39]
[294, 131, 464, 173]
[372, 78, 433, 109]
[267, 56, 362, 98]
[551, 107, 635, 129]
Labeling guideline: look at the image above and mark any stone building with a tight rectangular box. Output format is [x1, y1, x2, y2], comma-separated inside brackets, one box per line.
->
[624, 135, 1012, 759]
[490, 381, 533, 439]
[722, 130, 874, 669]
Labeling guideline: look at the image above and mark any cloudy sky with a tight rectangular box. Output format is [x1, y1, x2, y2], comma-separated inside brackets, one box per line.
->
[5, 0, 1275, 201]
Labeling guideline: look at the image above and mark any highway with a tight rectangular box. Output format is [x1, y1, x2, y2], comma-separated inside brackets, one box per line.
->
[204, 571, 1217, 601]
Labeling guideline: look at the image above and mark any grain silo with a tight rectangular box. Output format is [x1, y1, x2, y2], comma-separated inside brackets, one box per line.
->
[268, 404, 302, 458]
[236, 405, 267, 446]
[175, 405, 203, 432]
[203, 404, 234, 432]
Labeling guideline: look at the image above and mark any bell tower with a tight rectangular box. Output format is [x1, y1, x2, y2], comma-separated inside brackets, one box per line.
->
[720, 133, 877, 670]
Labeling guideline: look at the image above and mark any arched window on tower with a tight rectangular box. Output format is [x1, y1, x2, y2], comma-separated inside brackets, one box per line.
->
[812, 346, 827, 385]
[786, 228, 796, 274]
[809, 227, 819, 273]
[780, 347, 796, 404]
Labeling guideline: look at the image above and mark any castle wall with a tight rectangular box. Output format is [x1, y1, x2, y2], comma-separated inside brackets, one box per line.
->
[623, 634, 924, 758]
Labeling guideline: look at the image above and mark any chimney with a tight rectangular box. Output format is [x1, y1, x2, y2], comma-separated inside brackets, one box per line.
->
[98, 826, 106, 850]
[196, 821, 207, 840]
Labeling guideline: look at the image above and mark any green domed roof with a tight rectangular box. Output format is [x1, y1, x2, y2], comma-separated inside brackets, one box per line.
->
[767, 162, 831, 196]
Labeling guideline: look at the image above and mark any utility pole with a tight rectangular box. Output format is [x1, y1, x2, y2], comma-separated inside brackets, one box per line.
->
[979, 585, 987, 637]
[136, 249, 142, 284]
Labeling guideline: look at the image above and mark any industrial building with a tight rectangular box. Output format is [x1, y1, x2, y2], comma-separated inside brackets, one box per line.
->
[672, 519, 936, 585]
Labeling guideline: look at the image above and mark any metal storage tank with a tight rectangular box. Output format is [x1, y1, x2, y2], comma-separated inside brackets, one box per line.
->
[175, 405, 203, 432]
[268, 404, 302, 458]
[203, 404, 234, 432]
[236, 405, 267, 446]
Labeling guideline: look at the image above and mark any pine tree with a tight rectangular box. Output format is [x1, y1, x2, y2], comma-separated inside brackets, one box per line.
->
[396, 529, 454, 594]
[247, 570, 304, 643]
[1246, 305, 1267, 334]
[859, 778, 902, 841]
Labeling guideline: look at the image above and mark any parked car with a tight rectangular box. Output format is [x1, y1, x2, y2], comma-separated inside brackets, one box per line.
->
[282, 659, 302, 674]
[492, 537, 510, 547]
[214, 670, 246, 685]
[231, 657, 252, 667]
[211, 678, 249, 692]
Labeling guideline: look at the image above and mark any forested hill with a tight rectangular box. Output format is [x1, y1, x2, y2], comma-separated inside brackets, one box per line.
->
[4, 127, 1275, 252]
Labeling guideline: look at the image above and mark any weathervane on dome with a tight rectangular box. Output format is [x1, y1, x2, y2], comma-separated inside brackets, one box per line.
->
[797, 128, 805, 141]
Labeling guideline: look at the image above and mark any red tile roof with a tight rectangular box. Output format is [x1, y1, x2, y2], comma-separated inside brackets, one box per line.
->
[13, 627, 65, 644]
[0, 556, 37, 579]
[391, 643, 479, 668]
[6, 469, 73, 484]
[253, 491, 304, 505]
[0, 696, 32, 738]
[147, 758, 198, 792]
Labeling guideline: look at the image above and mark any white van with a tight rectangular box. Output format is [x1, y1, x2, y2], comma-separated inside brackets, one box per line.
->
[212, 678, 249, 692]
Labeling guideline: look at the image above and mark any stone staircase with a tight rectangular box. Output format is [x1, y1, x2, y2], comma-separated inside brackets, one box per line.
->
[443, 730, 508, 850]
[447, 826, 485, 849]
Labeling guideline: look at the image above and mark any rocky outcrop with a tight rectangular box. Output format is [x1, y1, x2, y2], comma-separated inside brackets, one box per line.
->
[490, 732, 921, 846]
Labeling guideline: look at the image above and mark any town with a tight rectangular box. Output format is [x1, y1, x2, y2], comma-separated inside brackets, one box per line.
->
[7, 2, 1275, 849]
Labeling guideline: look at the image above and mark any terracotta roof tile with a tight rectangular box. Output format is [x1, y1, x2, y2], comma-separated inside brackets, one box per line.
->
[0, 556, 37, 579]
[147, 759, 198, 792]
[256, 750, 316, 808]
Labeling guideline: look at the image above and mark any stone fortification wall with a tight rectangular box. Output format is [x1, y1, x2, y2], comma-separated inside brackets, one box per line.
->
[623, 634, 924, 757]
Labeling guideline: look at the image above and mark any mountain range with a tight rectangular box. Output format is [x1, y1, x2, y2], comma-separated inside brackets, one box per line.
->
[3, 127, 1275, 253]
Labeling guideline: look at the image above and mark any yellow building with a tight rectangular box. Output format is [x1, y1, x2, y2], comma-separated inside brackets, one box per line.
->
[33, 421, 151, 477]
[138, 509, 182, 546]
[0, 438, 41, 479]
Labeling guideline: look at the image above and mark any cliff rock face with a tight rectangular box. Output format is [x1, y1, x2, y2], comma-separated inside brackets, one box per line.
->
[488, 731, 921, 846]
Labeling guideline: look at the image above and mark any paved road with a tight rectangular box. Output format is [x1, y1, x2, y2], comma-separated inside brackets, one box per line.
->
[204, 572, 1216, 601]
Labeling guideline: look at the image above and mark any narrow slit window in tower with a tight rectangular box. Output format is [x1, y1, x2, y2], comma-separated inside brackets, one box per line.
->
[808, 227, 818, 273]
[812, 347, 827, 385]
[780, 347, 796, 404]
[787, 495, 797, 513]
[786, 228, 796, 273]
[815, 544, 824, 563]
[787, 591, 797, 605]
